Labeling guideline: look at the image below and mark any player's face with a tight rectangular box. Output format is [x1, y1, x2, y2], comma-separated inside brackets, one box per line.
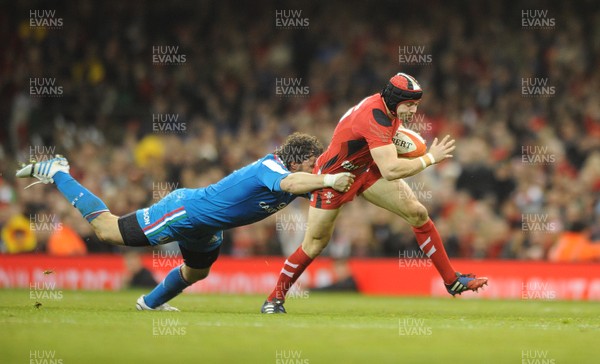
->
[298, 155, 317, 172]
[396, 101, 420, 121]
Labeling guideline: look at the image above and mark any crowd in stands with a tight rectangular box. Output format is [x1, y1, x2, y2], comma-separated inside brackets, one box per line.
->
[1, 0, 599, 261]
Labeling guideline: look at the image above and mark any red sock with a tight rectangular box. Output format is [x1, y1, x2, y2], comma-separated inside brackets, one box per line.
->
[412, 219, 456, 284]
[268, 246, 313, 301]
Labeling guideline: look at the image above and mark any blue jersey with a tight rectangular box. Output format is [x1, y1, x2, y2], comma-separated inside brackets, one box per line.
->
[185, 154, 304, 229]
[134, 154, 305, 251]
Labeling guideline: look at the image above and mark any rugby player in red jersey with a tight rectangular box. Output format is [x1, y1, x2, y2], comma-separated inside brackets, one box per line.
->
[262, 73, 488, 313]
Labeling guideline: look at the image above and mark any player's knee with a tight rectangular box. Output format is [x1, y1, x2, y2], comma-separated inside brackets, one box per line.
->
[406, 201, 429, 227]
[92, 225, 123, 245]
[302, 234, 331, 257]
[181, 265, 209, 284]
[91, 213, 124, 245]
[93, 226, 115, 244]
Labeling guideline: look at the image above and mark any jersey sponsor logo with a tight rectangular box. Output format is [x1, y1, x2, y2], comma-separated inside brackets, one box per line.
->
[341, 160, 363, 171]
[259, 201, 288, 213]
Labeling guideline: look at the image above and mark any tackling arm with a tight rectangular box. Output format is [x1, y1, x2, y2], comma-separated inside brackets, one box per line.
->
[279, 172, 354, 195]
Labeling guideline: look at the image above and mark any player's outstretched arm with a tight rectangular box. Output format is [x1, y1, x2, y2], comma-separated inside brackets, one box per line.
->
[280, 172, 355, 194]
[371, 135, 455, 180]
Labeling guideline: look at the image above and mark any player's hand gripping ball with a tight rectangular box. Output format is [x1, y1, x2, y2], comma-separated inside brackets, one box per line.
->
[393, 127, 427, 158]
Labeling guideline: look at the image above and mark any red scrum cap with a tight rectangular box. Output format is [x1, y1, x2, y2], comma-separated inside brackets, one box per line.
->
[381, 73, 423, 115]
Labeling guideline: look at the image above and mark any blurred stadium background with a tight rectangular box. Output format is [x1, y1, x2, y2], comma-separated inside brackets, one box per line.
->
[2, 1, 600, 363]
[1, 1, 600, 294]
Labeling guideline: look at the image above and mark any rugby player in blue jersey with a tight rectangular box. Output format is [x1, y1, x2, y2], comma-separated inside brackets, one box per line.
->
[16, 133, 354, 311]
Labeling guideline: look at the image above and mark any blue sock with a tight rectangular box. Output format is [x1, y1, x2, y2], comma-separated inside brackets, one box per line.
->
[53, 171, 109, 222]
[144, 265, 191, 308]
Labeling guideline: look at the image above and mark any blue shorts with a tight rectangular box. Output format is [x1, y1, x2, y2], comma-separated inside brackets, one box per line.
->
[134, 189, 223, 253]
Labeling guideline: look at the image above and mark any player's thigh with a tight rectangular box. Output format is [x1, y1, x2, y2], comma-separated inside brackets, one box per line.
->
[90, 213, 124, 245]
[362, 178, 428, 226]
[301, 206, 340, 257]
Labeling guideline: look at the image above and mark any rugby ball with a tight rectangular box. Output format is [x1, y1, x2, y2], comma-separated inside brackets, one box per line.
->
[392, 127, 427, 158]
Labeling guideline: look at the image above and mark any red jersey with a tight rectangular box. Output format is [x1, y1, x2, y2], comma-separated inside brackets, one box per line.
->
[311, 93, 400, 209]
[316, 93, 400, 175]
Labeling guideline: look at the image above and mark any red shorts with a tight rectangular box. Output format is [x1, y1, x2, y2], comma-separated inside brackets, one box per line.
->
[310, 164, 382, 209]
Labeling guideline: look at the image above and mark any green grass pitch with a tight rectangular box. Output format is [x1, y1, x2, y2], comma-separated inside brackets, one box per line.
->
[1, 289, 599, 363]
